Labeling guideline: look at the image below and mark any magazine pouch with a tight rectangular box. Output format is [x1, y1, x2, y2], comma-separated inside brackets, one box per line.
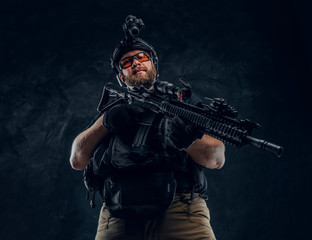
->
[103, 171, 176, 220]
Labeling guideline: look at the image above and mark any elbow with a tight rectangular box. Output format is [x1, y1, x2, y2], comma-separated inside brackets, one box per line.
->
[70, 161, 81, 171]
[211, 156, 225, 169]
[186, 136, 226, 169]
[202, 155, 225, 169]
[203, 144, 225, 169]
[70, 153, 87, 170]
[70, 156, 81, 170]
[70, 137, 92, 170]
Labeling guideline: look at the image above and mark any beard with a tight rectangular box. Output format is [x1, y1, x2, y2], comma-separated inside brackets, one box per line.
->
[123, 66, 157, 89]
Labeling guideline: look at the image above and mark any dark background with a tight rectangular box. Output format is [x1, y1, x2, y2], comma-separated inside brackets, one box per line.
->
[1, 0, 311, 239]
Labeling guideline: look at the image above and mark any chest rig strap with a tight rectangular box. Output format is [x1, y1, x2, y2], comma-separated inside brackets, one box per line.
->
[132, 121, 153, 149]
[129, 111, 160, 162]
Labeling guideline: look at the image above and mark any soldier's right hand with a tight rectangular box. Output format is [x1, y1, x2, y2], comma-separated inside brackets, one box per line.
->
[102, 103, 144, 133]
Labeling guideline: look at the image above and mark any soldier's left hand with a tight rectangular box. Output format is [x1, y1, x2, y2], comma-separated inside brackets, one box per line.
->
[167, 115, 203, 150]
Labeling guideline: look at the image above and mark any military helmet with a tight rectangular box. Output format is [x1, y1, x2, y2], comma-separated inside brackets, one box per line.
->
[111, 15, 159, 86]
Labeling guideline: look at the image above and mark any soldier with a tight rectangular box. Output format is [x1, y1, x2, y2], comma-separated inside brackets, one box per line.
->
[70, 16, 225, 240]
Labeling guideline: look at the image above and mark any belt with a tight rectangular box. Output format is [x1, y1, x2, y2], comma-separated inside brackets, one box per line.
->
[176, 193, 199, 204]
[175, 193, 208, 204]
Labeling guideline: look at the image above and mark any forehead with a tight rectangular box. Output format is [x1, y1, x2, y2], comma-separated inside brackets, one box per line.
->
[121, 50, 144, 59]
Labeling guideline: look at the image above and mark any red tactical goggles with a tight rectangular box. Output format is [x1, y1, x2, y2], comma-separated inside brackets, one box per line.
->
[119, 52, 151, 69]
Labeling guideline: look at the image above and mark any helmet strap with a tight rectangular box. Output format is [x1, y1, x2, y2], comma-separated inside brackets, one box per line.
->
[116, 71, 125, 87]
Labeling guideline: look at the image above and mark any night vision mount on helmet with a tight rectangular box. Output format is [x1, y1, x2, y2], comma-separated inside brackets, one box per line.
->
[111, 15, 159, 86]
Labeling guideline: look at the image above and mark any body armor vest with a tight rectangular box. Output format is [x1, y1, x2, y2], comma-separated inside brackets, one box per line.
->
[85, 90, 207, 217]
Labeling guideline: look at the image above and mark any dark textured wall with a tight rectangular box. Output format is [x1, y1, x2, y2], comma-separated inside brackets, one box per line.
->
[1, 0, 311, 240]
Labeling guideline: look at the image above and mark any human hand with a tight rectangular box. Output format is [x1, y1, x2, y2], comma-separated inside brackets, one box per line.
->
[167, 115, 203, 150]
[102, 104, 144, 133]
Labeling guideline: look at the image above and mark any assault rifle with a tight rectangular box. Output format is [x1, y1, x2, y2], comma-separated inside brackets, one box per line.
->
[97, 79, 283, 157]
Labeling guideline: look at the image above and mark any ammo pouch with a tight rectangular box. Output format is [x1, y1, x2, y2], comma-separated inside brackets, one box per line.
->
[109, 110, 162, 170]
[103, 171, 176, 220]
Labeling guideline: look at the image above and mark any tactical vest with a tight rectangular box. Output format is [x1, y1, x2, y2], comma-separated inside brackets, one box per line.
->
[85, 92, 207, 219]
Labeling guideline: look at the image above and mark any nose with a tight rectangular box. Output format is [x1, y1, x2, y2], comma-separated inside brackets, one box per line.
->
[131, 57, 142, 68]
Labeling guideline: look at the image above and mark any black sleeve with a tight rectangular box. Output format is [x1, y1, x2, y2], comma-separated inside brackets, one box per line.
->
[85, 92, 121, 130]
[85, 112, 102, 130]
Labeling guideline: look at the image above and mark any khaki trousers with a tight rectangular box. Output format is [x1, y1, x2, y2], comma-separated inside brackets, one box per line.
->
[95, 193, 216, 240]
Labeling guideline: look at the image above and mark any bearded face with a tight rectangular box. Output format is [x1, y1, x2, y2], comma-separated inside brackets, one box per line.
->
[119, 50, 157, 89]
[122, 65, 156, 89]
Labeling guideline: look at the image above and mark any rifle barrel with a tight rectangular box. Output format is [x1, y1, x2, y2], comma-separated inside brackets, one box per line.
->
[245, 136, 283, 157]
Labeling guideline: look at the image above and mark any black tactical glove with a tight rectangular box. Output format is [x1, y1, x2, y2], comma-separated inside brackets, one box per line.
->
[167, 115, 204, 150]
[102, 103, 144, 133]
